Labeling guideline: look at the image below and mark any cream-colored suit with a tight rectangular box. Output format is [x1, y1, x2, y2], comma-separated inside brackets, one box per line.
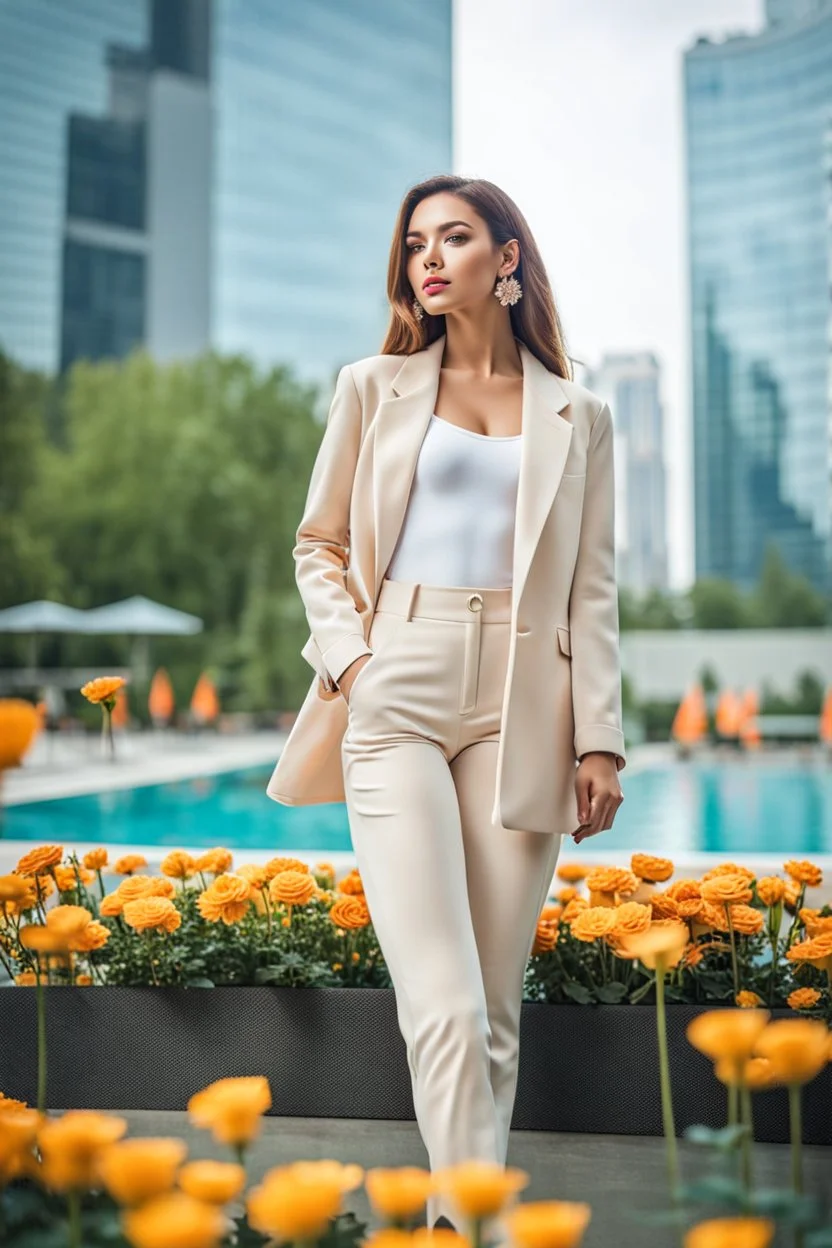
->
[266, 332, 626, 837]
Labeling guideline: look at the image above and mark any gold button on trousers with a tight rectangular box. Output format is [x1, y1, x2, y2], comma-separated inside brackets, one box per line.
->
[341, 577, 564, 1230]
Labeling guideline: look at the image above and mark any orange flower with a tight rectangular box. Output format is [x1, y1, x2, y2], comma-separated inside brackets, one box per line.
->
[646, 892, 679, 921]
[315, 862, 336, 881]
[236, 864, 268, 890]
[557, 886, 579, 904]
[570, 907, 619, 942]
[735, 991, 764, 1008]
[787, 987, 822, 1011]
[610, 901, 653, 938]
[700, 863, 756, 884]
[329, 896, 371, 930]
[684, 1216, 774, 1248]
[561, 897, 589, 923]
[246, 1160, 363, 1240]
[15, 970, 42, 985]
[188, 1076, 272, 1147]
[122, 897, 182, 934]
[727, 905, 765, 937]
[160, 851, 197, 881]
[73, 920, 110, 952]
[681, 943, 706, 969]
[178, 1159, 246, 1205]
[784, 931, 832, 974]
[37, 1110, 128, 1191]
[783, 860, 823, 889]
[197, 875, 252, 925]
[99, 894, 124, 918]
[531, 920, 558, 956]
[743, 1057, 777, 1091]
[264, 857, 310, 882]
[80, 676, 126, 707]
[755, 876, 785, 906]
[686, 1009, 770, 1066]
[121, 1190, 226, 1248]
[365, 1166, 434, 1219]
[269, 870, 316, 907]
[502, 1199, 592, 1248]
[95, 1137, 187, 1206]
[616, 922, 689, 971]
[753, 1019, 829, 1085]
[631, 854, 674, 883]
[19, 923, 74, 956]
[0, 873, 38, 908]
[700, 875, 753, 907]
[53, 864, 95, 892]
[585, 867, 639, 903]
[540, 904, 562, 923]
[799, 909, 832, 938]
[665, 879, 704, 916]
[15, 844, 63, 878]
[82, 849, 108, 870]
[431, 1160, 529, 1219]
[336, 867, 365, 895]
[115, 876, 158, 903]
[112, 854, 148, 875]
[193, 848, 233, 876]
[783, 879, 802, 912]
[556, 863, 589, 884]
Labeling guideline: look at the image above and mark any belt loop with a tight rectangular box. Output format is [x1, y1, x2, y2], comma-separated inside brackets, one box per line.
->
[404, 582, 419, 622]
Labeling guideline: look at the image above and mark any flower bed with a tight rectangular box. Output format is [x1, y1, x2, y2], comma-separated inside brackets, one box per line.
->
[0, 986, 829, 1146]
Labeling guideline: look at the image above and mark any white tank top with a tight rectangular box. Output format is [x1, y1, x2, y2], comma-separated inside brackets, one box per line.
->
[384, 414, 522, 588]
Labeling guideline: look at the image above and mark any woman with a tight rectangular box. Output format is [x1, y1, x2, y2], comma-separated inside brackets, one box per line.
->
[267, 174, 625, 1231]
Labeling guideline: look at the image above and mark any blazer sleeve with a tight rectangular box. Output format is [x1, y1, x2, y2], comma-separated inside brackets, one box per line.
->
[294, 363, 373, 690]
[567, 401, 627, 771]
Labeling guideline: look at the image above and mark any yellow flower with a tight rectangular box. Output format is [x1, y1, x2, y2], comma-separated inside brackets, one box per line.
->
[531, 918, 558, 956]
[615, 922, 689, 971]
[556, 863, 589, 884]
[99, 894, 125, 917]
[122, 898, 181, 934]
[700, 863, 756, 884]
[787, 987, 822, 1011]
[80, 676, 126, 706]
[96, 1138, 188, 1206]
[236, 864, 268, 890]
[187, 1076, 272, 1147]
[570, 907, 619, 942]
[53, 864, 96, 892]
[112, 854, 148, 875]
[631, 854, 674, 883]
[15, 844, 63, 878]
[585, 867, 639, 905]
[0, 873, 38, 907]
[727, 905, 765, 937]
[687, 1009, 770, 1065]
[799, 908, 832, 937]
[83, 848, 109, 870]
[121, 1190, 226, 1248]
[735, 991, 764, 1009]
[177, 1159, 246, 1205]
[743, 1056, 777, 1090]
[755, 876, 785, 906]
[160, 851, 197, 881]
[502, 1199, 593, 1248]
[19, 923, 74, 957]
[46, 904, 95, 949]
[270, 870, 317, 907]
[432, 1160, 529, 1219]
[37, 1110, 128, 1191]
[700, 875, 753, 907]
[609, 901, 653, 939]
[197, 875, 252, 925]
[753, 1019, 830, 1085]
[246, 1160, 363, 1240]
[684, 1216, 774, 1248]
[365, 1166, 434, 1219]
[783, 860, 823, 888]
[329, 896, 371, 930]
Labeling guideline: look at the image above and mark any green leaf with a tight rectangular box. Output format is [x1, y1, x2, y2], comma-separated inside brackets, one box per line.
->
[596, 981, 628, 1003]
[683, 1123, 749, 1151]
[628, 977, 655, 1004]
[184, 977, 215, 988]
[676, 1176, 745, 1206]
[254, 966, 287, 986]
[748, 1189, 824, 1226]
[562, 980, 593, 1005]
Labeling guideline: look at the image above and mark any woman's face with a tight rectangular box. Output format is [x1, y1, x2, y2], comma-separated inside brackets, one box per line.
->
[405, 192, 516, 318]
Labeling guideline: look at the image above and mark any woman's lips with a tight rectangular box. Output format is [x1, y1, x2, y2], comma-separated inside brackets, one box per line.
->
[423, 281, 450, 295]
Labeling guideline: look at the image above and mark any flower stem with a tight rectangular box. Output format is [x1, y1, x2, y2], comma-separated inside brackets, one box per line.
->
[789, 1083, 803, 1194]
[724, 904, 740, 1000]
[36, 968, 47, 1112]
[67, 1189, 81, 1248]
[739, 1078, 753, 1191]
[655, 969, 680, 1200]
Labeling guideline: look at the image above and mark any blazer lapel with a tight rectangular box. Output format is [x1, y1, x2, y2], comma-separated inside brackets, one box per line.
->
[371, 332, 574, 608]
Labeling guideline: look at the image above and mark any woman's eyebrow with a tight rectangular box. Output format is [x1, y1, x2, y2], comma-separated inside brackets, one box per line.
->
[405, 220, 472, 239]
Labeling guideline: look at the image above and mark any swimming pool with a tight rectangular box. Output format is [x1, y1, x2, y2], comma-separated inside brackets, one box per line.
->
[3, 759, 831, 855]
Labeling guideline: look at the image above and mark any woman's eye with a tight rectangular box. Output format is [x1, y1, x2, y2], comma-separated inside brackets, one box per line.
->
[407, 235, 466, 253]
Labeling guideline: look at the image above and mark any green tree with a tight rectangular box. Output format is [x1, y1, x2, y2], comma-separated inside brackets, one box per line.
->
[749, 542, 828, 627]
[687, 578, 749, 629]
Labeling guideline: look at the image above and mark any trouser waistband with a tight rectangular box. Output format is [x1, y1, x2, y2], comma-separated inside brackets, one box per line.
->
[376, 577, 513, 623]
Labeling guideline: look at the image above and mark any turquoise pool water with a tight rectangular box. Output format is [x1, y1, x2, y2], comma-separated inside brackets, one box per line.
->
[3, 760, 831, 855]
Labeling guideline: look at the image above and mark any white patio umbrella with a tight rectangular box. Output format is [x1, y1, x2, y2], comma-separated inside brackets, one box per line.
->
[0, 600, 91, 668]
[82, 595, 203, 684]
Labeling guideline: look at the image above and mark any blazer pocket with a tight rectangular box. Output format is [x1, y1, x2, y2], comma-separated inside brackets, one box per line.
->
[556, 626, 572, 657]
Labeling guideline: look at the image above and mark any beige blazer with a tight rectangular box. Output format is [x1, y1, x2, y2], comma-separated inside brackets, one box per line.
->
[266, 332, 626, 836]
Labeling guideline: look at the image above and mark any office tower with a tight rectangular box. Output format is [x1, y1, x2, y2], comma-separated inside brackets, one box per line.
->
[0, 0, 453, 382]
[585, 353, 669, 596]
[684, 2, 832, 594]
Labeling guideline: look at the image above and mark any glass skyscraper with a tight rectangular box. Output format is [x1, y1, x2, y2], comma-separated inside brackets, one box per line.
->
[0, 0, 452, 382]
[684, 0, 832, 595]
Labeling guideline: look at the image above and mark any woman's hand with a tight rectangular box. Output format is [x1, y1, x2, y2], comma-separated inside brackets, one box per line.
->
[572, 752, 624, 843]
[337, 654, 372, 705]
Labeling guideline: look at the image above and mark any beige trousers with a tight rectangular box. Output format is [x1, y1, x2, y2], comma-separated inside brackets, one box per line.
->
[341, 578, 564, 1229]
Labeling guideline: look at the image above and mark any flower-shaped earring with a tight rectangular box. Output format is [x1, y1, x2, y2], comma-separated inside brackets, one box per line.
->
[494, 274, 523, 307]
[412, 296, 424, 322]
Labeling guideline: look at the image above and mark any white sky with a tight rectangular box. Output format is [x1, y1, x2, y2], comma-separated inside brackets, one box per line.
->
[455, 0, 765, 589]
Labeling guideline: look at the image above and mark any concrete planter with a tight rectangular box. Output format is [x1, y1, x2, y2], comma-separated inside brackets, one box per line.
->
[1, 987, 828, 1145]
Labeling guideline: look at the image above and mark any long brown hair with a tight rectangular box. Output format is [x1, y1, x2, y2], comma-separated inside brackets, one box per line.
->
[379, 174, 573, 381]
